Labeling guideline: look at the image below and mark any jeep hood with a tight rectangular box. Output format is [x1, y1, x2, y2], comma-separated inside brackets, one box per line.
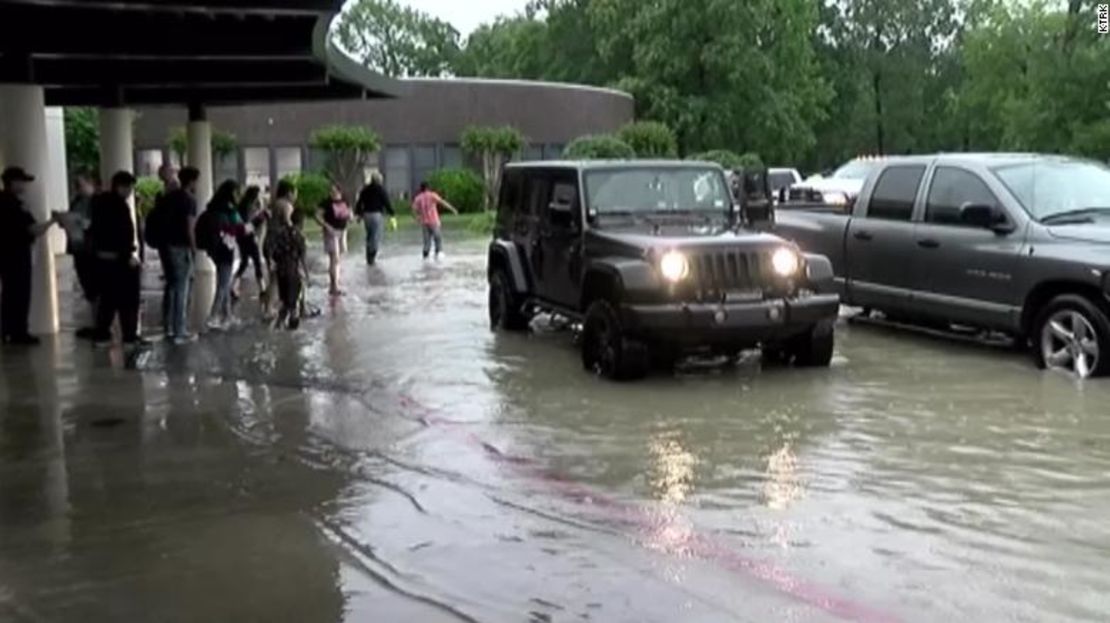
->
[588, 228, 790, 253]
[1046, 223, 1110, 244]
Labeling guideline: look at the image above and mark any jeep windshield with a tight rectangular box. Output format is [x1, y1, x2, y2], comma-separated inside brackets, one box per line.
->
[584, 167, 731, 217]
[992, 159, 1110, 223]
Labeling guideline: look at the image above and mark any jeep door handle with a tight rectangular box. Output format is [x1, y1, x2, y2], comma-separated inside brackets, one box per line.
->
[853, 229, 873, 241]
[916, 238, 940, 249]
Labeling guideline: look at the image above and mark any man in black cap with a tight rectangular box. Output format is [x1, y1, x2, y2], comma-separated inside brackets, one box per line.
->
[0, 166, 58, 345]
[88, 170, 147, 348]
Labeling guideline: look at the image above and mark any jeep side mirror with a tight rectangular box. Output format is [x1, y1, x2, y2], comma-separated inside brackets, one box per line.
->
[960, 202, 1011, 232]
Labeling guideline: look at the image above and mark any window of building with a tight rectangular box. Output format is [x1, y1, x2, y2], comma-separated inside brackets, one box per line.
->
[867, 166, 925, 221]
[383, 146, 411, 198]
[544, 144, 566, 160]
[412, 145, 437, 190]
[307, 147, 328, 172]
[925, 167, 999, 226]
[243, 147, 271, 191]
[275, 147, 302, 181]
[522, 146, 543, 162]
[136, 149, 163, 178]
[442, 144, 463, 170]
[215, 150, 239, 185]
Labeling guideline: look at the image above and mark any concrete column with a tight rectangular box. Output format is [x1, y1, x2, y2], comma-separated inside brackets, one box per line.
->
[0, 84, 59, 335]
[187, 105, 216, 331]
[98, 108, 137, 251]
[45, 108, 69, 254]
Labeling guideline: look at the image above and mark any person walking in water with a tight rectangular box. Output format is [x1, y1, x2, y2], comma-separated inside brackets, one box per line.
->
[0, 167, 58, 346]
[315, 182, 351, 295]
[89, 171, 147, 349]
[355, 172, 395, 265]
[411, 181, 458, 260]
[265, 181, 307, 330]
[200, 180, 247, 330]
[232, 185, 266, 299]
[155, 166, 200, 344]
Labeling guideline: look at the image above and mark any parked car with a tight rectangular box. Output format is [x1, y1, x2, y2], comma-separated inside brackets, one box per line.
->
[487, 160, 841, 380]
[785, 156, 885, 207]
[768, 167, 803, 200]
[774, 152, 1110, 378]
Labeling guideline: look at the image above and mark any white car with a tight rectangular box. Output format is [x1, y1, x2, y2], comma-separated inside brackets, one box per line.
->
[768, 167, 803, 198]
[790, 157, 886, 206]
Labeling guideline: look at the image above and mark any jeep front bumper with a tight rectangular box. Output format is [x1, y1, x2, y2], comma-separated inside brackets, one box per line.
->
[620, 293, 840, 346]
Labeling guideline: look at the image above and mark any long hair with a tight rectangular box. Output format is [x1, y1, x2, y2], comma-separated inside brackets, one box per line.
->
[237, 185, 261, 214]
[208, 179, 239, 211]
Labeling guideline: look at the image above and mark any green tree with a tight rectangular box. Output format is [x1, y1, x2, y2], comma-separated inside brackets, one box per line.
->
[689, 149, 743, 169]
[334, 0, 460, 77]
[461, 125, 526, 211]
[563, 135, 636, 159]
[64, 107, 99, 176]
[617, 121, 678, 158]
[166, 127, 238, 163]
[427, 168, 485, 213]
[134, 177, 163, 218]
[281, 172, 332, 219]
[309, 125, 381, 198]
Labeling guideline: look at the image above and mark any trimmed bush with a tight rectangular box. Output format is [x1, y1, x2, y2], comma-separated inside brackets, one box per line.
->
[689, 150, 765, 170]
[618, 121, 678, 158]
[563, 135, 636, 160]
[135, 176, 163, 218]
[282, 172, 331, 219]
[427, 168, 485, 214]
[309, 124, 381, 198]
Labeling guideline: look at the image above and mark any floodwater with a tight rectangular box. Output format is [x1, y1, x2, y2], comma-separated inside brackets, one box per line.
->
[3, 231, 1110, 623]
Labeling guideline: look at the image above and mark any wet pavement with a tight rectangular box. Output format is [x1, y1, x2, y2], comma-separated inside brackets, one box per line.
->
[3, 230, 1110, 622]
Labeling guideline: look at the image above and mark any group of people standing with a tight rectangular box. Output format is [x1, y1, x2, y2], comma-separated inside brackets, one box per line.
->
[0, 162, 461, 348]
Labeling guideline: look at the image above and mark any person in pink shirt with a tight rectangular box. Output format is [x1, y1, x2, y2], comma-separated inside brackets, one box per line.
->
[411, 181, 458, 259]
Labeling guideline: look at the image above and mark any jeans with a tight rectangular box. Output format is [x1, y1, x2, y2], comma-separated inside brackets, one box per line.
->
[165, 247, 193, 337]
[422, 224, 443, 257]
[95, 258, 140, 341]
[364, 212, 384, 263]
[210, 260, 234, 321]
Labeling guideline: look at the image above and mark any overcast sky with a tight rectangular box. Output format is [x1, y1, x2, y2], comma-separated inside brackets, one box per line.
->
[395, 0, 529, 36]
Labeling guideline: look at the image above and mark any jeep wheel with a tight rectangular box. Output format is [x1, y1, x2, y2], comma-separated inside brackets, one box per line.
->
[582, 300, 648, 381]
[787, 320, 835, 367]
[1033, 294, 1110, 379]
[489, 271, 529, 332]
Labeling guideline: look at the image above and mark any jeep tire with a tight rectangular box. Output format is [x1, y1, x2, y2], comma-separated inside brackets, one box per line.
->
[489, 270, 529, 332]
[786, 320, 835, 367]
[582, 300, 649, 380]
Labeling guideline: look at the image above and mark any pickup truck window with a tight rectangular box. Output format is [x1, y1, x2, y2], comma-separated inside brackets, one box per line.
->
[993, 159, 1110, 222]
[866, 165, 925, 221]
[925, 167, 998, 226]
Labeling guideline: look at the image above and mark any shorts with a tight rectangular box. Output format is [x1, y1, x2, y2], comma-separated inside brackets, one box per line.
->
[323, 228, 347, 256]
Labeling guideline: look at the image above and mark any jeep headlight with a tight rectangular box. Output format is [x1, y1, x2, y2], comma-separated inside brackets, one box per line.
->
[659, 250, 689, 282]
[772, 247, 801, 277]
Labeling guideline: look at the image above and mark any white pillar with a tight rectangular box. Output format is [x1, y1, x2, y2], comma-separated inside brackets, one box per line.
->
[0, 84, 59, 335]
[98, 107, 135, 234]
[187, 114, 216, 330]
[45, 108, 69, 254]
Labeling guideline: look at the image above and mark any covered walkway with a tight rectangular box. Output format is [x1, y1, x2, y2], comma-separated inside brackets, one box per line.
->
[0, 0, 399, 335]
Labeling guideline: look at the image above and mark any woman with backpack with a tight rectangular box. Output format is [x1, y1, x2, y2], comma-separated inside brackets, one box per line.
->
[315, 182, 351, 296]
[198, 179, 247, 330]
[232, 185, 266, 300]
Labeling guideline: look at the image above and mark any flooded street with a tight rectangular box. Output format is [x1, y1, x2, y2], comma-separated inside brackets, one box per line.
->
[4, 232, 1110, 622]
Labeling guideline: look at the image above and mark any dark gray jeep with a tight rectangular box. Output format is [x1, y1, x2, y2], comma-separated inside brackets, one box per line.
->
[486, 160, 841, 380]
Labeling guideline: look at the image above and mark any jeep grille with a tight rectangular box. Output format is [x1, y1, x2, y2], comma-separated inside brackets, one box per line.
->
[688, 250, 770, 298]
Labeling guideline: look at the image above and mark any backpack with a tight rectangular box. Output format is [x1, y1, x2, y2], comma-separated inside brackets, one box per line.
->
[143, 195, 168, 249]
[194, 208, 220, 253]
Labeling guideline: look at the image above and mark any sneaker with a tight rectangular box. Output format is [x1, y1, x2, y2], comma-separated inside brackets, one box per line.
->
[435, 252, 446, 261]
[173, 333, 198, 345]
[205, 318, 226, 331]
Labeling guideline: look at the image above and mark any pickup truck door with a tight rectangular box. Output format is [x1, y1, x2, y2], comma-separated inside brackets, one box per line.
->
[844, 165, 927, 312]
[913, 166, 1025, 331]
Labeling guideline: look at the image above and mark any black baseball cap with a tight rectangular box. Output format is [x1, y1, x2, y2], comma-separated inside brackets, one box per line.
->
[1, 167, 35, 183]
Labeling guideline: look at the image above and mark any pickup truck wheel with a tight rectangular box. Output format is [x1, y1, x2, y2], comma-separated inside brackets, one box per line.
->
[1034, 295, 1110, 379]
[489, 271, 529, 332]
[582, 300, 648, 380]
[788, 320, 835, 368]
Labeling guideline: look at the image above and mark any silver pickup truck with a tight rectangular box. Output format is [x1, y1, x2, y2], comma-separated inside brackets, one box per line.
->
[774, 153, 1110, 378]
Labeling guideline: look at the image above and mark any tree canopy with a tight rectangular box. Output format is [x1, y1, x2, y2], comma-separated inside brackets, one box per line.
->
[564, 135, 636, 160]
[334, 0, 460, 77]
[310, 125, 382, 197]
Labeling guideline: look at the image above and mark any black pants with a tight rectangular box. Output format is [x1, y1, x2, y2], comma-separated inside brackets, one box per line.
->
[95, 258, 141, 341]
[275, 269, 302, 321]
[0, 256, 31, 339]
[73, 252, 99, 303]
[235, 236, 263, 282]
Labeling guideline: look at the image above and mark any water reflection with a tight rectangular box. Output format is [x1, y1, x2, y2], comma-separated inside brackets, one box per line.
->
[762, 443, 802, 511]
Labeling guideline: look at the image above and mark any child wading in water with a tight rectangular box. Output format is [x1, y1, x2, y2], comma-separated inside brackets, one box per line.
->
[264, 182, 307, 330]
[411, 181, 458, 260]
